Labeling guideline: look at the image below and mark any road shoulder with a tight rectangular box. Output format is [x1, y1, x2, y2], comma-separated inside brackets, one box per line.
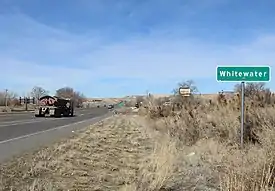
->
[0, 114, 155, 190]
[0, 113, 111, 163]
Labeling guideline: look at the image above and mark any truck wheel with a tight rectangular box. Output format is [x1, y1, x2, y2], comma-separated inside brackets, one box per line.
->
[35, 108, 42, 117]
[63, 109, 70, 117]
[70, 109, 74, 117]
[35, 114, 45, 117]
[54, 108, 61, 118]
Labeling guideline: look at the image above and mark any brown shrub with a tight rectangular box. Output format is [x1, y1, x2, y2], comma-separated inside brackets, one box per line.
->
[137, 90, 275, 191]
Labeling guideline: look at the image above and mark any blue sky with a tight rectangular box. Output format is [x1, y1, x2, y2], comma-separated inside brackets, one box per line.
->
[0, 0, 274, 97]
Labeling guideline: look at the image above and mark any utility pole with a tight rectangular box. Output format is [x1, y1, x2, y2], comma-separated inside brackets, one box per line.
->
[25, 97, 28, 111]
[4, 89, 8, 109]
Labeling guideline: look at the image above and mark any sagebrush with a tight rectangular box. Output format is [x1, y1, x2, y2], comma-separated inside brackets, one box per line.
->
[137, 89, 275, 191]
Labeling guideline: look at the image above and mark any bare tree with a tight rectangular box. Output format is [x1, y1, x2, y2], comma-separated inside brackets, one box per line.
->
[0, 91, 6, 106]
[234, 82, 268, 97]
[74, 91, 86, 107]
[31, 86, 48, 103]
[234, 82, 274, 105]
[170, 80, 200, 108]
[56, 87, 86, 107]
[56, 87, 74, 98]
[172, 80, 199, 95]
[0, 90, 18, 106]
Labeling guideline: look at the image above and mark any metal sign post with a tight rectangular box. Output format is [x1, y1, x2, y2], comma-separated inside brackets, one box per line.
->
[240, 81, 245, 149]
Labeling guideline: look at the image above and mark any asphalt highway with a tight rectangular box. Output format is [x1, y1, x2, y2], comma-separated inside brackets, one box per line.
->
[0, 108, 102, 122]
[0, 108, 108, 142]
[0, 107, 110, 162]
[0, 112, 36, 122]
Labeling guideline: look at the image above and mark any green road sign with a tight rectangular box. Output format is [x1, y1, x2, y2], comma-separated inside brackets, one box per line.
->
[118, 102, 124, 107]
[216, 66, 271, 82]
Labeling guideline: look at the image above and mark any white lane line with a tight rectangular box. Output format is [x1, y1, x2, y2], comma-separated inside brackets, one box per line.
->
[0, 119, 55, 127]
[0, 112, 93, 128]
[0, 113, 33, 117]
[0, 115, 107, 144]
[0, 109, 86, 117]
[0, 118, 45, 124]
[0, 117, 69, 128]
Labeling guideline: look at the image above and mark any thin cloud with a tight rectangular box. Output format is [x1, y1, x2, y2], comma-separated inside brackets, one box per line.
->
[0, 0, 274, 97]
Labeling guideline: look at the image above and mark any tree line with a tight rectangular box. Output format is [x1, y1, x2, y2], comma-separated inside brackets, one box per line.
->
[0, 86, 86, 107]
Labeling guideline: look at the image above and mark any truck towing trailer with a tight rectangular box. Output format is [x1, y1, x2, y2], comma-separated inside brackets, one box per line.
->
[34, 95, 74, 117]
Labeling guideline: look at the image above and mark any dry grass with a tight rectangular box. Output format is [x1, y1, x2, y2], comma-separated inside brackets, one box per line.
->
[1, 92, 275, 191]
[135, 93, 275, 191]
[0, 115, 157, 190]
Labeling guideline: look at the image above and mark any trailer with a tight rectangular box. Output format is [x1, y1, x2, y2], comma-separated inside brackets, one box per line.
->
[34, 95, 74, 117]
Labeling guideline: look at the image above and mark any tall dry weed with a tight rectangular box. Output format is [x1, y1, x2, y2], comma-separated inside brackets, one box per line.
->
[137, 91, 275, 191]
